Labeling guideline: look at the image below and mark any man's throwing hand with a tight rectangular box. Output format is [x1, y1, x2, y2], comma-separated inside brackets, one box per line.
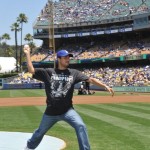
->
[23, 44, 30, 54]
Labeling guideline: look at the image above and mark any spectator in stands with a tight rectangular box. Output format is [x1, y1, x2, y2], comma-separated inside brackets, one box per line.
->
[23, 45, 114, 150]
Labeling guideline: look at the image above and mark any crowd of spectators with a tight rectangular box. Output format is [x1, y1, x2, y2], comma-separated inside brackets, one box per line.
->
[9, 72, 40, 84]
[36, 0, 150, 25]
[7, 34, 150, 87]
[40, 36, 150, 61]
[8, 65, 150, 87]
[82, 65, 150, 87]
[31, 47, 49, 62]
[30, 36, 150, 62]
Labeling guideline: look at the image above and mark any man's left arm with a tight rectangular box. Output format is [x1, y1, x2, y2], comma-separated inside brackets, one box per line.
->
[86, 77, 114, 97]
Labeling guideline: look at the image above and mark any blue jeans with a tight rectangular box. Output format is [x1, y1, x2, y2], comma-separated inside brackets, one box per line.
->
[27, 108, 90, 150]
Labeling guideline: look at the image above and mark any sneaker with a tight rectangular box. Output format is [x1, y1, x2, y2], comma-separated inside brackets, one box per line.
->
[24, 146, 34, 150]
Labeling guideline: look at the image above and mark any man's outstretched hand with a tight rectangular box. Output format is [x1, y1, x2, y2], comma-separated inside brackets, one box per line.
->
[105, 86, 114, 97]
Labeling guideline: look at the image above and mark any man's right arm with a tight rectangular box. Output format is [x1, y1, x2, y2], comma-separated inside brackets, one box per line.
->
[23, 45, 35, 74]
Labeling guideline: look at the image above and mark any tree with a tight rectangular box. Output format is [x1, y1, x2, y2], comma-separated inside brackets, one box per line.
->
[5, 47, 14, 57]
[1, 33, 10, 56]
[29, 41, 36, 54]
[24, 33, 33, 43]
[2, 33, 10, 44]
[17, 13, 28, 71]
[0, 36, 2, 45]
[10, 22, 20, 72]
[24, 33, 35, 54]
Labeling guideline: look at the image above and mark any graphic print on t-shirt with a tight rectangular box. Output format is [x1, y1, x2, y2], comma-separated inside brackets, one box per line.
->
[50, 73, 73, 98]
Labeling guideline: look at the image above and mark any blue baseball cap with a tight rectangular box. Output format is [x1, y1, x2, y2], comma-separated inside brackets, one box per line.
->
[57, 50, 73, 58]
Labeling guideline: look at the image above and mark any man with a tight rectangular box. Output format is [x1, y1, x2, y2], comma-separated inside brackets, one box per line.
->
[78, 82, 86, 95]
[85, 81, 90, 94]
[23, 45, 114, 150]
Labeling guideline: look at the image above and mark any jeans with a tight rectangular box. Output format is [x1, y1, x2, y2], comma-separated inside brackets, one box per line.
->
[27, 108, 90, 150]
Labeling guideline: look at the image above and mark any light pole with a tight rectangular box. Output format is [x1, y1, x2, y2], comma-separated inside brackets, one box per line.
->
[48, 0, 56, 68]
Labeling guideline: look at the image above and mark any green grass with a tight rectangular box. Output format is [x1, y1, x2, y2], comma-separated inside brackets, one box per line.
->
[0, 89, 149, 98]
[0, 89, 108, 98]
[0, 89, 46, 98]
[0, 89, 150, 149]
[0, 104, 150, 150]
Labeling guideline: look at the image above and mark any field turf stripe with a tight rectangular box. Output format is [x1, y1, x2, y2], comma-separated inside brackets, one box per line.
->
[130, 103, 150, 107]
[77, 104, 150, 127]
[75, 105, 150, 138]
[118, 103, 150, 110]
[106, 103, 150, 114]
[36, 105, 149, 149]
[79, 113, 149, 150]
[0, 106, 42, 132]
[0, 89, 46, 97]
[93, 104, 150, 120]
[10, 90, 27, 97]
[22, 89, 46, 97]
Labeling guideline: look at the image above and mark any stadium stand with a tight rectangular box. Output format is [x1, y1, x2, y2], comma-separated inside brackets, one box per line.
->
[7, 0, 150, 90]
[82, 65, 150, 87]
[35, 0, 150, 25]
[37, 32, 150, 61]
[9, 72, 37, 84]
[6, 65, 150, 87]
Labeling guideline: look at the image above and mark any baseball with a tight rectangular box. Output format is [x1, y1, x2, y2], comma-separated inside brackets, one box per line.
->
[24, 44, 29, 48]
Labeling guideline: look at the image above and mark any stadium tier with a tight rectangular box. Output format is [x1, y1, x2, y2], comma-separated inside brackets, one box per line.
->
[20, 0, 150, 89]
[33, 0, 150, 25]
[33, 0, 150, 38]
[4, 66, 150, 87]
[29, 31, 150, 63]
[29, 0, 150, 66]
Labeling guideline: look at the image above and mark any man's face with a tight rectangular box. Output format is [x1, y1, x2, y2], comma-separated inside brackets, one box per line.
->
[58, 55, 70, 68]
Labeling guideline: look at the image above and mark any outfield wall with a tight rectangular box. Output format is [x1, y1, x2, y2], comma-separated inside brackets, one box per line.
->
[0, 78, 2, 86]
[3, 83, 44, 89]
[113, 86, 150, 92]
[2, 83, 150, 92]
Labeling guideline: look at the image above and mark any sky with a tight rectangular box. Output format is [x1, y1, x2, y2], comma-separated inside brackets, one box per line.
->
[0, 0, 48, 47]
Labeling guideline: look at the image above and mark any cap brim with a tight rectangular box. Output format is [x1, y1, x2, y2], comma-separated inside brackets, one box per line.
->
[57, 53, 73, 58]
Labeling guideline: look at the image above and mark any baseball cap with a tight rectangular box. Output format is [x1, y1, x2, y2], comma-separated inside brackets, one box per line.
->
[57, 50, 73, 58]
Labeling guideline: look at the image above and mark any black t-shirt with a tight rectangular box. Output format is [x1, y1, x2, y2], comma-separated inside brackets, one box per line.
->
[33, 68, 89, 115]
